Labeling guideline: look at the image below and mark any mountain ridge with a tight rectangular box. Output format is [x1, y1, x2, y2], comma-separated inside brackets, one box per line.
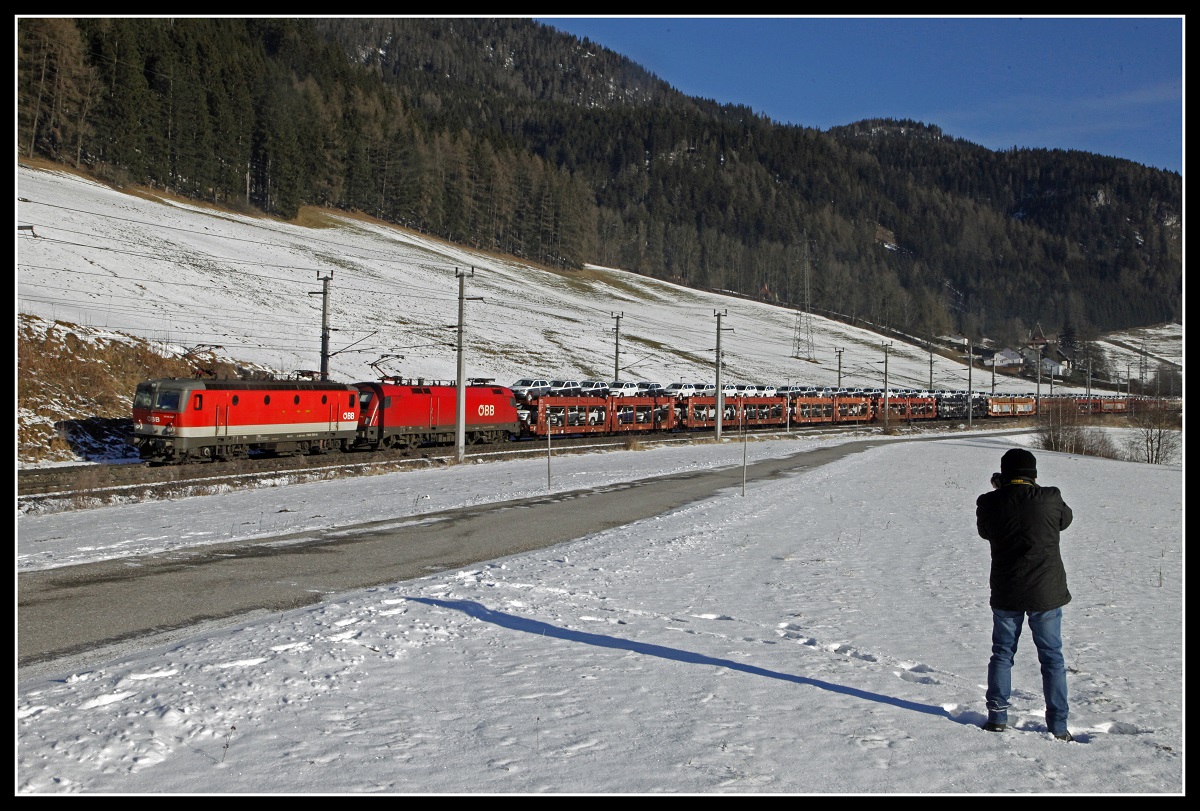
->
[18, 17, 1181, 339]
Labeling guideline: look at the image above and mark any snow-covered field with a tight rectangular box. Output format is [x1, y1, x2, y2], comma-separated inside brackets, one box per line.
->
[16, 429, 1184, 794]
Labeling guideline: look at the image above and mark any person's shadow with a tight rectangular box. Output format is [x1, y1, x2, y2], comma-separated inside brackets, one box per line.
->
[408, 597, 950, 720]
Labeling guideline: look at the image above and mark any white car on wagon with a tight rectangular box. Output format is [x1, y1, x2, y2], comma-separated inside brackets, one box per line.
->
[609, 381, 641, 397]
[664, 382, 699, 399]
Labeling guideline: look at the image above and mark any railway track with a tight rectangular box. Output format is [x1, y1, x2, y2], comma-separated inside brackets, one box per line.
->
[16, 431, 693, 514]
[18, 420, 984, 515]
[17, 447, 457, 512]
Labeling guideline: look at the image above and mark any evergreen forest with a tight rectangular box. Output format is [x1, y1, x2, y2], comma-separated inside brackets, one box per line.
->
[17, 17, 1182, 346]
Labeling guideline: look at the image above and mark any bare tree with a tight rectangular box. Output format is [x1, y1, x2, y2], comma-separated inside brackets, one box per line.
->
[1034, 398, 1118, 458]
[1124, 401, 1182, 465]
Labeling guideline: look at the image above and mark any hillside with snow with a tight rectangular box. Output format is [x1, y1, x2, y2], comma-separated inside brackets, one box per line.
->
[17, 162, 1180, 433]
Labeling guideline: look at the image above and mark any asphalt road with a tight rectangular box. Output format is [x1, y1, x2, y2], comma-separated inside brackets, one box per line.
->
[18, 437, 903, 678]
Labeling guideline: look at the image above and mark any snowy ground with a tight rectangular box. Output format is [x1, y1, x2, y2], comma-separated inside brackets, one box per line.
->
[15, 428, 1184, 794]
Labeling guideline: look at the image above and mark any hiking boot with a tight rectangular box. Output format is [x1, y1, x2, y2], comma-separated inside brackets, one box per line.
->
[1054, 731, 1074, 742]
[983, 722, 1007, 732]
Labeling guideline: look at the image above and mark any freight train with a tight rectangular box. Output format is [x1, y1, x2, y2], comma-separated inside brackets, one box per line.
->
[129, 375, 1161, 465]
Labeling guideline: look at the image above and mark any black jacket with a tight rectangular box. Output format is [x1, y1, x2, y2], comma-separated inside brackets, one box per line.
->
[976, 480, 1073, 611]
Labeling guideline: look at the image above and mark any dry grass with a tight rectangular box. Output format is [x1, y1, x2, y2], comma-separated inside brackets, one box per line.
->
[293, 206, 347, 229]
[17, 314, 245, 465]
[22, 156, 272, 222]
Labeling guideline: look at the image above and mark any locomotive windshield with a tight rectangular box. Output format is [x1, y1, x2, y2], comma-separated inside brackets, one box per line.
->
[134, 382, 183, 411]
[154, 390, 182, 411]
[133, 384, 154, 409]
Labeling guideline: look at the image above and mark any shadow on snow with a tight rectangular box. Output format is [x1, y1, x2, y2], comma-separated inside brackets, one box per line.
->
[409, 597, 950, 720]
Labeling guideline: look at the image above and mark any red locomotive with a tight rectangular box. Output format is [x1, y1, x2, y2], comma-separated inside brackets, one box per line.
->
[130, 377, 520, 463]
[130, 378, 361, 464]
[353, 379, 520, 450]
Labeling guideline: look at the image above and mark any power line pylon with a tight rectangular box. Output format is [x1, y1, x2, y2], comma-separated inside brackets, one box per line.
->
[792, 242, 815, 360]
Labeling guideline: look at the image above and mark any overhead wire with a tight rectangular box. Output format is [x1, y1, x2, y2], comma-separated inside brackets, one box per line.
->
[19, 199, 828, 378]
[21, 204, 748, 340]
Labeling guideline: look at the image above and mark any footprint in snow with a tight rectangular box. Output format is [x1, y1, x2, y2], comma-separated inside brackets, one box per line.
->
[827, 642, 877, 662]
[775, 623, 817, 645]
[895, 661, 940, 684]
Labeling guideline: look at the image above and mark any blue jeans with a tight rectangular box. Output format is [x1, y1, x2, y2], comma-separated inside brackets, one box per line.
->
[985, 607, 1069, 735]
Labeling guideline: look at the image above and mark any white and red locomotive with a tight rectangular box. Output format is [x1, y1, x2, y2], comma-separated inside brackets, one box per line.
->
[130, 377, 522, 464]
[130, 378, 363, 464]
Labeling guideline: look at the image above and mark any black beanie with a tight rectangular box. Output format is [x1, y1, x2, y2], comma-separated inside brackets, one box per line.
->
[1001, 448, 1037, 479]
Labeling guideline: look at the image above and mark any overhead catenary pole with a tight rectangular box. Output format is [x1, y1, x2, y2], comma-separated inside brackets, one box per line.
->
[310, 271, 333, 381]
[454, 267, 480, 464]
[611, 312, 623, 382]
[1139, 337, 1149, 391]
[1036, 345, 1043, 406]
[835, 347, 844, 389]
[785, 376, 792, 434]
[882, 341, 892, 432]
[714, 309, 729, 441]
[967, 338, 973, 429]
[929, 338, 935, 391]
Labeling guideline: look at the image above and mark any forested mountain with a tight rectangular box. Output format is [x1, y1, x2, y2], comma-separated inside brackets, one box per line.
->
[17, 17, 1181, 343]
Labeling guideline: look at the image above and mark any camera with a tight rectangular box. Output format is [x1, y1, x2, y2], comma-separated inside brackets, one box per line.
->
[991, 471, 1003, 489]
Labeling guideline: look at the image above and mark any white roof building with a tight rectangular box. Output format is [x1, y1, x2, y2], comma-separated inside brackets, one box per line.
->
[987, 348, 1025, 368]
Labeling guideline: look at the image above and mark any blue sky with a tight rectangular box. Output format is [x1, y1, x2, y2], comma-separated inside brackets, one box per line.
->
[535, 16, 1183, 174]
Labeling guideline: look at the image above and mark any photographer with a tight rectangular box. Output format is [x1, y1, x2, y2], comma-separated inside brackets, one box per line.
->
[975, 448, 1075, 741]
